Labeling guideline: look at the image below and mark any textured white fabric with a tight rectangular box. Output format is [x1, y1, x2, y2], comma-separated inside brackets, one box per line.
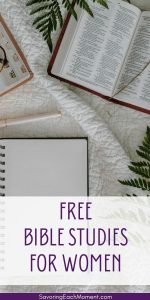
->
[0, 0, 150, 292]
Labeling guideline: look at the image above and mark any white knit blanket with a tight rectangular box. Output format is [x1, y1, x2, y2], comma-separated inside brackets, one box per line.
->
[0, 0, 150, 292]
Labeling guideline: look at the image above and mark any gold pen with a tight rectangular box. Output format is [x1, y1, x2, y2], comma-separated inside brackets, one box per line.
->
[0, 112, 62, 128]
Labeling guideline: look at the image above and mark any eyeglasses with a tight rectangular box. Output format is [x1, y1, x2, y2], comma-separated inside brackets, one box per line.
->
[0, 46, 8, 72]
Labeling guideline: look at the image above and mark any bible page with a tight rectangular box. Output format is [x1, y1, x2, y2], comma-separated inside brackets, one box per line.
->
[115, 11, 150, 111]
[51, 0, 140, 97]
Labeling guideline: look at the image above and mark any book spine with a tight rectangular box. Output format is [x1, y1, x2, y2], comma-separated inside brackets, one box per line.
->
[0, 143, 5, 272]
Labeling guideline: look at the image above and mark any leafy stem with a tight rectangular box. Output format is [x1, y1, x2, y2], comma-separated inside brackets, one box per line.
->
[119, 126, 150, 195]
[26, 0, 108, 52]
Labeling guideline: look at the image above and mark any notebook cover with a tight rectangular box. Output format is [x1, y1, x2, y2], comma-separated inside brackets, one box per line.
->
[0, 137, 89, 196]
[47, 11, 150, 115]
[0, 14, 33, 96]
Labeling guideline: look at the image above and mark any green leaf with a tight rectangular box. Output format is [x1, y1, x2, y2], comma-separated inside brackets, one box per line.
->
[131, 161, 150, 168]
[136, 150, 150, 162]
[54, 2, 63, 27]
[35, 18, 49, 29]
[139, 145, 150, 155]
[51, 10, 57, 30]
[95, 0, 108, 9]
[128, 165, 150, 179]
[76, 0, 94, 17]
[26, 0, 109, 52]
[33, 12, 50, 25]
[119, 126, 150, 195]
[30, 4, 52, 15]
[62, 0, 78, 20]
[118, 178, 150, 191]
[47, 34, 53, 52]
[27, 0, 49, 6]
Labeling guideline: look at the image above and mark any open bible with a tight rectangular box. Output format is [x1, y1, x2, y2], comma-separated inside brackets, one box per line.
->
[48, 0, 150, 114]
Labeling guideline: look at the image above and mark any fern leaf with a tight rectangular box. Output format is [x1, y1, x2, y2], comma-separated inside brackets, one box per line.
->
[43, 32, 48, 40]
[146, 126, 150, 136]
[126, 194, 137, 197]
[139, 145, 150, 155]
[142, 142, 150, 152]
[51, 9, 57, 30]
[35, 18, 49, 29]
[129, 166, 150, 179]
[39, 24, 49, 32]
[53, 1, 63, 27]
[131, 161, 150, 168]
[26, 0, 108, 51]
[136, 150, 150, 162]
[76, 0, 94, 17]
[136, 127, 150, 161]
[128, 165, 150, 179]
[62, 0, 78, 20]
[144, 135, 150, 145]
[119, 126, 150, 195]
[94, 0, 108, 9]
[33, 12, 50, 25]
[29, 4, 52, 15]
[27, 0, 49, 6]
[27, 0, 50, 4]
[47, 33, 53, 52]
[119, 178, 150, 191]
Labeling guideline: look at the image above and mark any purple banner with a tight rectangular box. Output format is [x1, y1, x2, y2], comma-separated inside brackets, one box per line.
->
[0, 293, 150, 300]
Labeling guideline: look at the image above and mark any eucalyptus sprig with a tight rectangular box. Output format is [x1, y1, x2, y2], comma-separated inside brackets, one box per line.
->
[26, 0, 108, 52]
[119, 126, 150, 195]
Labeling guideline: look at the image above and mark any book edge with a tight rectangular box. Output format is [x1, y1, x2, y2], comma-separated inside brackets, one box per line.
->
[50, 72, 150, 115]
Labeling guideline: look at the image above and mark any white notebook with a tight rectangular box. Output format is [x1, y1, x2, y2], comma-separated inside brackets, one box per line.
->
[0, 138, 88, 196]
